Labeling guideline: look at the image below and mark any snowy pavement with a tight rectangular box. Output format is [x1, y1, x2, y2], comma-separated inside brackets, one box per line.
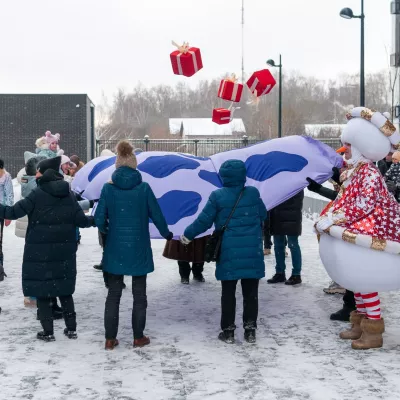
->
[1, 219, 400, 400]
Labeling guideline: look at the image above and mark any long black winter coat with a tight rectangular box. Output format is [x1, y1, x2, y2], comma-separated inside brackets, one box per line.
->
[269, 190, 304, 236]
[0, 170, 94, 298]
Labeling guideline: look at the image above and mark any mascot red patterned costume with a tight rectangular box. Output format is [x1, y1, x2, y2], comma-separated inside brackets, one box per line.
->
[316, 107, 400, 350]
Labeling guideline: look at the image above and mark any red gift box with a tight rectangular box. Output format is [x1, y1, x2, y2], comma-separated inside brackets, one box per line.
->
[246, 69, 276, 97]
[212, 108, 231, 125]
[218, 75, 243, 103]
[170, 41, 203, 77]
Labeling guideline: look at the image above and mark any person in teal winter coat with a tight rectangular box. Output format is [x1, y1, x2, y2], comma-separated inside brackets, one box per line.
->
[182, 159, 267, 344]
[95, 141, 172, 351]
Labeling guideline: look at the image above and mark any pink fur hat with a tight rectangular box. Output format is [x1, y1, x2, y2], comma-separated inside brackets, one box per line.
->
[45, 131, 61, 144]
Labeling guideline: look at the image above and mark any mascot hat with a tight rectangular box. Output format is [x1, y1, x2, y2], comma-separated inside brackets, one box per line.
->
[340, 107, 400, 162]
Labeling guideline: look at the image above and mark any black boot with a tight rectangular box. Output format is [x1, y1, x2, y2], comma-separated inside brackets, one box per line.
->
[181, 277, 190, 285]
[64, 328, 78, 339]
[63, 311, 77, 335]
[93, 264, 103, 271]
[37, 331, 55, 342]
[193, 273, 205, 283]
[244, 329, 256, 344]
[218, 330, 235, 344]
[330, 306, 354, 322]
[285, 275, 302, 286]
[267, 273, 286, 284]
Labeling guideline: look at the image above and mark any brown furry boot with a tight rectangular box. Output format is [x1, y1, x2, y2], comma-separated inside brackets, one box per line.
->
[351, 318, 384, 350]
[339, 311, 365, 340]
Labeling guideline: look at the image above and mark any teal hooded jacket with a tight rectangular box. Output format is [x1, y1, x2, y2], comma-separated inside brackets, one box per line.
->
[95, 166, 171, 276]
[184, 160, 267, 281]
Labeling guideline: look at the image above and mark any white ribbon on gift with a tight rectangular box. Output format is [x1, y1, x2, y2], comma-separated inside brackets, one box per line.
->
[172, 40, 199, 76]
[247, 90, 260, 108]
[177, 51, 198, 75]
[248, 77, 272, 96]
[220, 105, 240, 122]
[218, 75, 240, 102]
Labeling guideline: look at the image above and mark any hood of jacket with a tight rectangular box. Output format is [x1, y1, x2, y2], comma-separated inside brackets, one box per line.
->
[21, 175, 38, 198]
[219, 160, 247, 188]
[111, 166, 142, 190]
[37, 169, 70, 198]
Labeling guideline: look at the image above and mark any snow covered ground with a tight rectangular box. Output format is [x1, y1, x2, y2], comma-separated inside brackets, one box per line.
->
[1, 219, 400, 400]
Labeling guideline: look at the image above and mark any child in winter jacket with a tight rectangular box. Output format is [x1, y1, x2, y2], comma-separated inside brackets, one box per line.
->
[384, 151, 400, 201]
[35, 131, 63, 158]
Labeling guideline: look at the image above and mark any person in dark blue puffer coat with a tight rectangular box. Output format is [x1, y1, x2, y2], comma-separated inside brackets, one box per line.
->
[95, 141, 172, 350]
[182, 159, 267, 344]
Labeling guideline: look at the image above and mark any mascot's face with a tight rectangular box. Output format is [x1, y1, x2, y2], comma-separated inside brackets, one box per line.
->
[341, 118, 391, 162]
[343, 143, 352, 161]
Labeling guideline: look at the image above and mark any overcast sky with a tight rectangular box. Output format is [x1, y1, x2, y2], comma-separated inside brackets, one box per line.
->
[0, 0, 393, 105]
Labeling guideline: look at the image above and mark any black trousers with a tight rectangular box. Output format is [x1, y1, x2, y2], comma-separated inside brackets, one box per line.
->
[343, 289, 356, 309]
[37, 296, 76, 335]
[178, 261, 204, 279]
[0, 219, 4, 266]
[98, 230, 111, 286]
[264, 234, 273, 250]
[105, 274, 147, 340]
[221, 279, 259, 331]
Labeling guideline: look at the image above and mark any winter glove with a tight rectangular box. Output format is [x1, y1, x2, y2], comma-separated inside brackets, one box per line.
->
[0, 264, 7, 282]
[74, 192, 84, 201]
[306, 178, 322, 193]
[331, 167, 341, 185]
[4, 220, 11, 227]
[165, 232, 173, 241]
[316, 217, 334, 233]
[315, 212, 345, 234]
[387, 181, 396, 193]
[180, 235, 191, 245]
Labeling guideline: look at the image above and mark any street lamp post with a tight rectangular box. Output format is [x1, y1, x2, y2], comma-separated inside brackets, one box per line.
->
[267, 55, 283, 138]
[340, 0, 365, 106]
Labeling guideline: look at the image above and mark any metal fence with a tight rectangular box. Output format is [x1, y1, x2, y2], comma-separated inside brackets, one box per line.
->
[95, 136, 342, 157]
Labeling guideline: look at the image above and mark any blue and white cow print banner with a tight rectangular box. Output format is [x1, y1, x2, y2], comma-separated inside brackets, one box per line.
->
[72, 136, 342, 239]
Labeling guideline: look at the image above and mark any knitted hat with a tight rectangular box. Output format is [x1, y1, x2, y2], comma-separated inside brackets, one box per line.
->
[45, 131, 61, 144]
[37, 156, 62, 175]
[115, 141, 137, 169]
[60, 155, 77, 169]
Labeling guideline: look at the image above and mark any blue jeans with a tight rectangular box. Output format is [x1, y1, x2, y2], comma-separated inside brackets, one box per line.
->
[274, 235, 302, 276]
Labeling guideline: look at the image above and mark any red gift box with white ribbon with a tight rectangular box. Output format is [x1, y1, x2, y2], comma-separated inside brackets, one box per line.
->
[170, 41, 203, 77]
[218, 74, 243, 103]
[212, 108, 231, 125]
[246, 69, 276, 97]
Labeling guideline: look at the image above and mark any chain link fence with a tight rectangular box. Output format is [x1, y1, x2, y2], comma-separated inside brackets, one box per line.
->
[95, 136, 342, 157]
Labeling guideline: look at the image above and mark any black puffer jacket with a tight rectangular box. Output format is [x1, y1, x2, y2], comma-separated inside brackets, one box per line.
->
[269, 190, 304, 236]
[377, 159, 392, 176]
[0, 169, 94, 298]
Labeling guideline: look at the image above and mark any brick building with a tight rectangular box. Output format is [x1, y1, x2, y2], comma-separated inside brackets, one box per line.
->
[0, 94, 95, 177]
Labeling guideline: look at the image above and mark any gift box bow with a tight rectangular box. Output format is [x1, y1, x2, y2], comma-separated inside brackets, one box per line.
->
[172, 40, 190, 54]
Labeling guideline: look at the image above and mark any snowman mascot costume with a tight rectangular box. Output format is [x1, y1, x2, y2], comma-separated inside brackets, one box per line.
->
[316, 107, 400, 350]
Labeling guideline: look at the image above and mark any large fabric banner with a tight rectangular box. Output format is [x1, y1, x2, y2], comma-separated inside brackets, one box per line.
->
[72, 136, 342, 238]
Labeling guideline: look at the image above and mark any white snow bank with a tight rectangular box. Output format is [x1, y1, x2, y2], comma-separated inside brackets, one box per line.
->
[1, 220, 400, 399]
